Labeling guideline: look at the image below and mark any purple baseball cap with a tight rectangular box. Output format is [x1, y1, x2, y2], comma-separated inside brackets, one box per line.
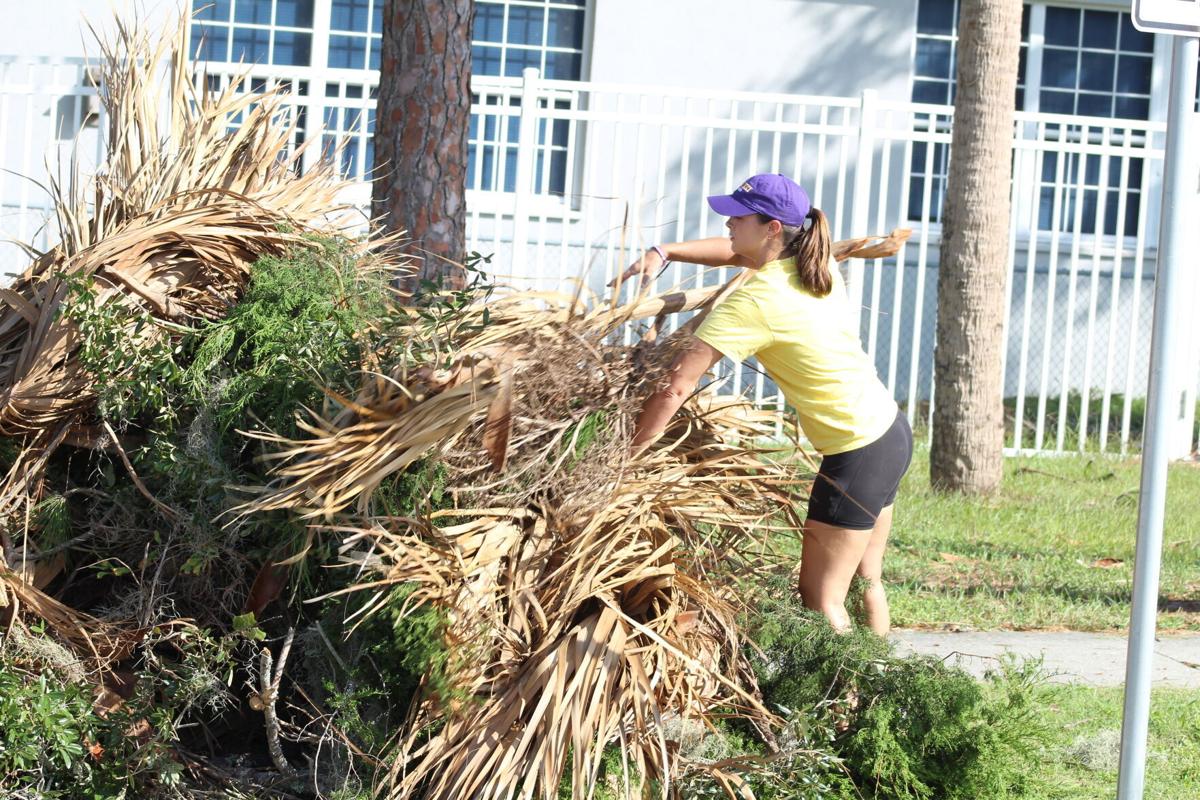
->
[707, 173, 811, 226]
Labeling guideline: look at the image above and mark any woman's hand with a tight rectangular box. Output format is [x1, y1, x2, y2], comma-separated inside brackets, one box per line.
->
[609, 248, 667, 288]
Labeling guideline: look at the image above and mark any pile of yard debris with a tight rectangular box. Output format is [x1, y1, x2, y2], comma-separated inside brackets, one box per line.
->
[2, 15, 1050, 800]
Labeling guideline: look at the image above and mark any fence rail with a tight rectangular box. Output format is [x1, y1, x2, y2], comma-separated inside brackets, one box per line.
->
[1, 58, 1197, 457]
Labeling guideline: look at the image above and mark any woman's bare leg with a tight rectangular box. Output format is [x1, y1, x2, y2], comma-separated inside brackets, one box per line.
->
[855, 504, 893, 636]
[797, 519, 873, 632]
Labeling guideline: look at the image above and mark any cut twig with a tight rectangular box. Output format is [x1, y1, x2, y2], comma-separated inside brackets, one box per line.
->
[259, 627, 298, 778]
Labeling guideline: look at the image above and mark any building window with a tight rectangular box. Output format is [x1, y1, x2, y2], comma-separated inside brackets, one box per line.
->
[190, 0, 314, 66]
[189, 0, 588, 194]
[909, 0, 1029, 223]
[472, 0, 586, 81]
[913, 0, 1031, 107]
[1039, 7, 1154, 119]
[909, 1, 1156, 236]
[327, 0, 383, 71]
[469, 1, 586, 195]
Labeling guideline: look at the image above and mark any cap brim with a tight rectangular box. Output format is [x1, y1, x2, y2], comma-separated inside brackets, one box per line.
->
[707, 194, 757, 218]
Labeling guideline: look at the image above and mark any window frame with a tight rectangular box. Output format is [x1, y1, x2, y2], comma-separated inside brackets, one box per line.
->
[907, 0, 1176, 248]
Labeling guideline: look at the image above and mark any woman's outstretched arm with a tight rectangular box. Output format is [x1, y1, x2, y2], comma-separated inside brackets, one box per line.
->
[630, 337, 725, 454]
[612, 238, 752, 286]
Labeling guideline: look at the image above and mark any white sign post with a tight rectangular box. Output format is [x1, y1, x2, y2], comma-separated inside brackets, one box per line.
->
[1118, 4, 1199, 800]
[1131, 0, 1200, 35]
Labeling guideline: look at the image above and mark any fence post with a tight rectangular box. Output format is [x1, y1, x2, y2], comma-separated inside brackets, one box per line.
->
[849, 89, 878, 332]
[510, 68, 540, 278]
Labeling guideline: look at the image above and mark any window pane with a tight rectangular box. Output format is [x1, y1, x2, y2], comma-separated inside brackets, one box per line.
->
[547, 8, 584, 50]
[506, 6, 545, 47]
[1118, 15, 1155, 53]
[1042, 49, 1078, 89]
[1038, 187, 1056, 230]
[232, 26, 271, 62]
[544, 50, 581, 80]
[190, 24, 229, 61]
[1077, 92, 1112, 118]
[1114, 96, 1149, 120]
[234, 0, 272, 25]
[1082, 10, 1118, 50]
[1109, 158, 1144, 188]
[912, 79, 949, 105]
[1041, 152, 1059, 183]
[475, 2, 505, 42]
[194, 0, 232, 22]
[1115, 55, 1152, 94]
[548, 150, 568, 196]
[504, 47, 542, 77]
[1079, 51, 1114, 92]
[372, 1, 382, 34]
[369, 38, 380, 70]
[916, 0, 955, 35]
[328, 34, 364, 68]
[1079, 189, 1098, 231]
[1045, 7, 1080, 47]
[331, 0, 370, 32]
[472, 44, 502, 76]
[1040, 89, 1075, 114]
[276, 0, 313, 27]
[273, 31, 311, 65]
[915, 38, 953, 79]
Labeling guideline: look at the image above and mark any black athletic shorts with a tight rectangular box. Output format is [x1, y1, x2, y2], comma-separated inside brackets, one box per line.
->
[806, 410, 914, 531]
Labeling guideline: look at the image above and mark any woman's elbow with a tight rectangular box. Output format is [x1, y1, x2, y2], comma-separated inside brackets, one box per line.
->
[663, 376, 699, 402]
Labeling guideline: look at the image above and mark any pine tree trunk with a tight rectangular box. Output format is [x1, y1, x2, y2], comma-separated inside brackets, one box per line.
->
[372, 0, 474, 288]
[930, 0, 1023, 493]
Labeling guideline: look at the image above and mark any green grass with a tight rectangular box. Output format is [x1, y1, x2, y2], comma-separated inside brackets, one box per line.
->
[886, 446, 1200, 632]
[1029, 685, 1200, 799]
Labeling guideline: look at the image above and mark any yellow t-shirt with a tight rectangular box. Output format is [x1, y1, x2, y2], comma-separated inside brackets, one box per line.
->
[694, 257, 897, 455]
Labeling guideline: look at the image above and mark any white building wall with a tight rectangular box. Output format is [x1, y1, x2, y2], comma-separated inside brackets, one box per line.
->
[588, 0, 917, 100]
[0, 1, 179, 59]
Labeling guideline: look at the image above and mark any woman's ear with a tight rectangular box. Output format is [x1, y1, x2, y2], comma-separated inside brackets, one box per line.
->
[768, 219, 784, 238]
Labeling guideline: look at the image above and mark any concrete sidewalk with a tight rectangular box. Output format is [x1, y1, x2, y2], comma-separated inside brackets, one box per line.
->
[892, 630, 1200, 687]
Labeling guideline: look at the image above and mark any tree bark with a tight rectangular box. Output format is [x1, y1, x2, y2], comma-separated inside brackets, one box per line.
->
[930, 0, 1023, 494]
[372, 0, 474, 288]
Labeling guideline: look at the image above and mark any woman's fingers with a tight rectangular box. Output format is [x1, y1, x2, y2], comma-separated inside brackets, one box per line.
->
[608, 253, 662, 288]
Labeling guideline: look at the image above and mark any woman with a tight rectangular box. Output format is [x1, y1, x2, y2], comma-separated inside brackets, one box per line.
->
[623, 173, 912, 636]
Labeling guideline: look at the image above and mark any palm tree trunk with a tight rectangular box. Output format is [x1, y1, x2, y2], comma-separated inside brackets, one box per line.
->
[372, 0, 474, 288]
[930, 0, 1023, 493]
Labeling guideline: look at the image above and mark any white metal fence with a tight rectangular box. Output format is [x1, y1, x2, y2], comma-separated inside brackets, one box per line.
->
[2, 59, 1198, 457]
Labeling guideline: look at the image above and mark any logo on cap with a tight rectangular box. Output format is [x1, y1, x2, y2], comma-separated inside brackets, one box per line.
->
[738, 182, 754, 193]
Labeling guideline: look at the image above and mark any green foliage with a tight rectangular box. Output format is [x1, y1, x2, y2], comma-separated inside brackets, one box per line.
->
[0, 625, 243, 799]
[739, 583, 1055, 800]
[62, 273, 185, 425]
[565, 409, 611, 467]
[183, 236, 393, 436]
[302, 582, 460, 771]
[0, 669, 94, 792]
[31, 493, 71, 549]
[401, 251, 494, 370]
[375, 458, 451, 517]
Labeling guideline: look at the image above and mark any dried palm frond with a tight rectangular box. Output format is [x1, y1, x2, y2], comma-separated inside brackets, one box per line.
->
[0, 15, 402, 520]
[0, 13, 406, 670]
[241, 230, 908, 799]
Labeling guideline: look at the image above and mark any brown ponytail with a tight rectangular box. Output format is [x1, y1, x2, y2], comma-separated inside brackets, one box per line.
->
[764, 208, 832, 296]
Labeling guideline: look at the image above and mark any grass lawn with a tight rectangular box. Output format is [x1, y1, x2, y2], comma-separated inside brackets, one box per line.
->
[885, 445, 1200, 632]
[1031, 685, 1200, 799]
